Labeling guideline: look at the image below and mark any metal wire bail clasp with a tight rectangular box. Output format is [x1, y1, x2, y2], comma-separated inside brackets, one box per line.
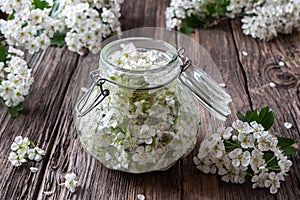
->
[177, 47, 192, 73]
[76, 70, 110, 117]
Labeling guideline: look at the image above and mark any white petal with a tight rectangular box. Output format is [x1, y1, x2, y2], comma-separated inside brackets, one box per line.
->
[15, 136, 23, 144]
[12, 160, 21, 167]
[65, 172, 77, 181]
[30, 167, 38, 173]
[265, 180, 271, 187]
[270, 185, 278, 194]
[221, 175, 230, 182]
[242, 159, 250, 167]
[35, 155, 43, 162]
[278, 61, 285, 66]
[284, 122, 292, 129]
[242, 51, 248, 56]
[43, 191, 54, 196]
[11, 143, 19, 151]
[28, 154, 35, 160]
[137, 194, 145, 200]
[232, 159, 240, 167]
[269, 82, 276, 87]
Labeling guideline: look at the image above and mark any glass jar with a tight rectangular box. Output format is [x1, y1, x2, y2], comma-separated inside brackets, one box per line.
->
[75, 37, 231, 173]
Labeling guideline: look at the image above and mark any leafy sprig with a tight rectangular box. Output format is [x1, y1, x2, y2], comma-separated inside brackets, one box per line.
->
[235, 106, 297, 172]
[237, 106, 274, 130]
[180, 0, 230, 34]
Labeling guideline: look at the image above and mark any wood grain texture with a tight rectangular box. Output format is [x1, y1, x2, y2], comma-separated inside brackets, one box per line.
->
[0, 0, 299, 200]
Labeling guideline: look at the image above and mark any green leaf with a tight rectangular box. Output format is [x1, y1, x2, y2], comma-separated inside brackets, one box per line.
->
[50, 32, 66, 47]
[277, 136, 297, 158]
[263, 151, 280, 172]
[0, 45, 7, 62]
[224, 139, 240, 152]
[33, 0, 51, 10]
[278, 136, 295, 148]
[259, 107, 274, 130]
[7, 10, 15, 20]
[236, 106, 274, 130]
[1, 99, 23, 118]
[180, 23, 194, 34]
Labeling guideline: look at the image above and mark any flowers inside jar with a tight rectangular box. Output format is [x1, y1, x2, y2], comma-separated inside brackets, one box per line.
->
[75, 39, 202, 173]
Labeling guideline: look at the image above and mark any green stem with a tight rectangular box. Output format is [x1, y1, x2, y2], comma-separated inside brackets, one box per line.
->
[246, 172, 253, 177]
[265, 156, 276, 165]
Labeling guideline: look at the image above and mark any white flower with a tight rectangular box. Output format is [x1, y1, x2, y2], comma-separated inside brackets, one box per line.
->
[229, 148, 251, 167]
[193, 156, 216, 174]
[212, 127, 233, 140]
[250, 149, 265, 173]
[28, 147, 45, 162]
[250, 121, 264, 138]
[211, 140, 225, 158]
[10, 136, 29, 151]
[264, 172, 283, 194]
[257, 133, 278, 152]
[278, 159, 292, 173]
[218, 162, 236, 183]
[232, 120, 254, 133]
[238, 132, 255, 148]
[61, 172, 78, 193]
[101, 8, 115, 23]
[8, 152, 27, 167]
[251, 171, 268, 189]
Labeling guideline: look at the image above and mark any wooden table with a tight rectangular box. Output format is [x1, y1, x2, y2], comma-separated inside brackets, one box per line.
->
[0, 1, 299, 199]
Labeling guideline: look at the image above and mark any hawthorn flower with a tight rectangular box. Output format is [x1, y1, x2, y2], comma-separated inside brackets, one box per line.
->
[264, 172, 283, 194]
[250, 149, 265, 173]
[229, 148, 251, 167]
[61, 172, 78, 193]
[232, 120, 253, 133]
[218, 163, 236, 183]
[238, 132, 255, 148]
[251, 171, 268, 189]
[28, 147, 45, 162]
[193, 156, 216, 174]
[0, 47, 33, 108]
[212, 127, 233, 140]
[9, 135, 44, 169]
[8, 152, 27, 167]
[278, 159, 292, 173]
[211, 140, 225, 158]
[10, 136, 30, 151]
[250, 121, 264, 138]
[194, 117, 295, 194]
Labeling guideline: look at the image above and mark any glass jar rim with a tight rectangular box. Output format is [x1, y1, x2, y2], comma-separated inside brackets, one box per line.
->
[100, 37, 179, 74]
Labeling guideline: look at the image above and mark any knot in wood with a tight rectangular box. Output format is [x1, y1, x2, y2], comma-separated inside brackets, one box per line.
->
[264, 62, 298, 89]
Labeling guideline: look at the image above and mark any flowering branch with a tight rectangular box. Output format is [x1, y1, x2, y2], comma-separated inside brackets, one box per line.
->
[166, 0, 300, 40]
[194, 106, 297, 194]
[0, 0, 123, 117]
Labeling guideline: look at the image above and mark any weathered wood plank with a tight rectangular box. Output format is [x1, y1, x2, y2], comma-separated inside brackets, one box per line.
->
[0, 0, 299, 199]
[35, 1, 182, 200]
[0, 46, 79, 200]
[230, 18, 300, 199]
[179, 20, 266, 200]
